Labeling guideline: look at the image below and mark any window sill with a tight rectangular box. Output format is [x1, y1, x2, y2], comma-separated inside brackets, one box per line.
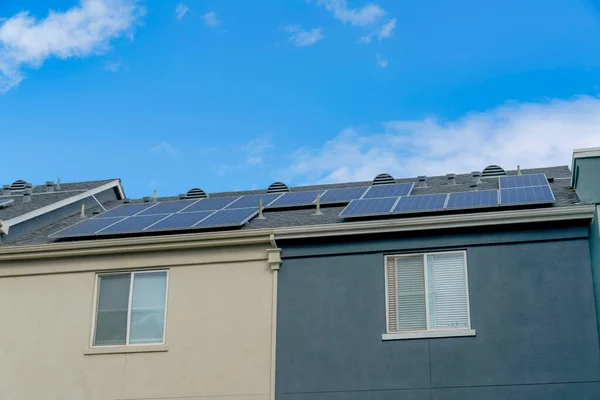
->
[382, 329, 476, 341]
[84, 344, 168, 355]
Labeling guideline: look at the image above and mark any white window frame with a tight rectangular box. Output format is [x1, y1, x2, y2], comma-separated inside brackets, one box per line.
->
[383, 250, 476, 340]
[90, 269, 169, 348]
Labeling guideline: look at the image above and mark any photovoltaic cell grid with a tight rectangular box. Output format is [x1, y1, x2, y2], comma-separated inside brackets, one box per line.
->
[392, 194, 448, 213]
[362, 183, 414, 199]
[268, 190, 325, 208]
[499, 174, 548, 189]
[339, 197, 398, 218]
[446, 190, 499, 209]
[319, 187, 369, 204]
[500, 186, 555, 205]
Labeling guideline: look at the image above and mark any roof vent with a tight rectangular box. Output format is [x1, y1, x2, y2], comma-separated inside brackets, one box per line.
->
[10, 180, 27, 191]
[471, 171, 482, 185]
[22, 189, 32, 202]
[446, 173, 456, 185]
[123, 198, 131, 204]
[267, 182, 290, 193]
[45, 181, 55, 193]
[417, 175, 427, 188]
[186, 188, 208, 199]
[470, 183, 479, 191]
[372, 173, 395, 185]
[1, 185, 9, 195]
[482, 165, 506, 177]
[143, 196, 152, 203]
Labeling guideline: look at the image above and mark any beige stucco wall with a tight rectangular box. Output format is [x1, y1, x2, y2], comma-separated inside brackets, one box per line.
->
[0, 240, 276, 400]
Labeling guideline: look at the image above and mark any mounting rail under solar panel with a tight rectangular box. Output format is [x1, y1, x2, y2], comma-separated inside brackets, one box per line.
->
[339, 197, 398, 218]
[392, 194, 448, 213]
[362, 183, 414, 199]
[445, 190, 499, 210]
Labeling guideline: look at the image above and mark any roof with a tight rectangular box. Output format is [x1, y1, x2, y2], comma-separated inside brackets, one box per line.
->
[4, 165, 584, 248]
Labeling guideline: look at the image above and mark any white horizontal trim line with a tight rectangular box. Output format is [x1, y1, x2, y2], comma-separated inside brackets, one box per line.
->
[382, 329, 476, 340]
[3, 180, 123, 229]
[84, 343, 168, 355]
[274, 205, 594, 240]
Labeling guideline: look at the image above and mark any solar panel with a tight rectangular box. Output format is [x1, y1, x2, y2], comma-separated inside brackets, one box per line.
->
[319, 187, 369, 204]
[224, 193, 283, 209]
[183, 196, 241, 212]
[195, 208, 258, 227]
[267, 190, 324, 208]
[0, 199, 14, 208]
[97, 214, 168, 234]
[98, 203, 158, 218]
[144, 211, 214, 231]
[51, 217, 123, 238]
[500, 186, 555, 205]
[499, 174, 548, 189]
[137, 200, 197, 215]
[392, 194, 448, 213]
[339, 197, 398, 218]
[362, 183, 414, 199]
[446, 190, 499, 210]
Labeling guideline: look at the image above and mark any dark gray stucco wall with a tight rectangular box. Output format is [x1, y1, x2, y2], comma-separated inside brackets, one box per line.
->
[276, 223, 600, 400]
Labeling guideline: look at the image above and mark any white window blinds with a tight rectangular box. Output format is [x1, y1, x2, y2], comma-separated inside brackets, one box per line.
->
[386, 251, 471, 333]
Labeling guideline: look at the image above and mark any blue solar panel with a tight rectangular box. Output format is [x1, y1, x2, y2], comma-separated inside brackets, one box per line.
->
[320, 187, 369, 204]
[184, 196, 241, 212]
[500, 186, 555, 205]
[267, 191, 324, 208]
[362, 183, 414, 199]
[392, 194, 447, 213]
[225, 193, 283, 209]
[0, 199, 14, 208]
[51, 217, 123, 238]
[137, 200, 197, 215]
[97, 215, 168, 234]
[98, 203, 157, 218]
[196, 208, 258, 227]
[145, 211, 213, 231]
[446, 190, 499, 209]
[339, 197, 398, 218]
[499, 174, 548, 189]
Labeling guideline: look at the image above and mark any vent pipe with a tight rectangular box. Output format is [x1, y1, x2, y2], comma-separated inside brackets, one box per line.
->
[517, 165, 521, 175]
[417, 176, 427, 188]
[313, 193, 323, 215]
[56, 178, 61, 190]
[257, 199, 266, 219]
[22, 189, 32, 203]
[45, 181, 55, 193]
[446, 173, 456, 185]
[80, 204, 86, 218]
[471, 171, 482, 185]
[153, 190, 158, 202]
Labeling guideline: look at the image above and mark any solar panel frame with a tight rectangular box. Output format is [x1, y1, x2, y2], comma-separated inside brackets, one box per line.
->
[499, 174, 549, 189]
[499, 186, 555, 206]
[266, 190, 325, 208]
[339, 197, 399, 218]
[183, 196, 242, 212]
[361, 183, 415, 199]
[391, 194, 448, 214]
[224, 193, 284, 209]
[445, 190, 499, 210]
[194, 208, 259, 228]
[319, 186, 370, 204]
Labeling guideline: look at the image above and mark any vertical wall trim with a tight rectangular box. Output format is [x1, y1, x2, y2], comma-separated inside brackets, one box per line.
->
[267, 234, 282, 400]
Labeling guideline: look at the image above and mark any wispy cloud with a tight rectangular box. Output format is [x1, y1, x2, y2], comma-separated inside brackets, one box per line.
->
[376, 53, 387, 68]
[104, 60, 122, 73]
[175, 3, 189, 21]
[237, 136, 273, 165]
[286, 96, 600, 184]
[283, 25, 324, 47]
[0, 0, 144, 93]
[151, 142, 180, 157]
[378, 18, 396, 40]
[316, 0, 385, 27]
[203, 12, 220, 28]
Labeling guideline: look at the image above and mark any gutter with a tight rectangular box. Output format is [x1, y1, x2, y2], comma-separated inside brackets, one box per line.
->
[0, 205, 594, 261]
[1, 180, 124, 234]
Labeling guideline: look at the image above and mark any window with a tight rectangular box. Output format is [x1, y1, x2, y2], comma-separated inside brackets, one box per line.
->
[383, 251, 475, 340]
[93, 270, 168, 346]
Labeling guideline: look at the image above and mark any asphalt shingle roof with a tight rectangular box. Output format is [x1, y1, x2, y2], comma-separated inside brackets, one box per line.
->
[3, 166, 584, 247]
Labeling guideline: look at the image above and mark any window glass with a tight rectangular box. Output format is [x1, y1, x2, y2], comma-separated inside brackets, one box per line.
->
[95, 274, 131, 346]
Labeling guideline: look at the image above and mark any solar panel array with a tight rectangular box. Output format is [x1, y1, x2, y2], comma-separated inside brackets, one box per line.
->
[0, 199, 14, 208]
[51, 174, 556, 238]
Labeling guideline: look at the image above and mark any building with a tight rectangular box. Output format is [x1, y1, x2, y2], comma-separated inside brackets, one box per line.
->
[0, 153, 599, 400]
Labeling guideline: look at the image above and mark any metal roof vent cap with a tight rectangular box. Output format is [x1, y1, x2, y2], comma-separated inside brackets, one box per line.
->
[186, 188, 208, 199]
[417, 175, 427, 188]
[178, 193, 187, 200]
[123, 198, 131, 204]
[22, 189, 32, 202]
[45, 181, 55, 193]
[446, 173, 456, 185]
[10, 180, 27, 191]
[471, 171, 482, 185]
[267, 182, 290, 193]
[470, 183, 479, 191]
[1, 185, 9, 195]
[482, 165, 506, 177]
[372, 173, 395, 185]
[143, 196, 152, 203]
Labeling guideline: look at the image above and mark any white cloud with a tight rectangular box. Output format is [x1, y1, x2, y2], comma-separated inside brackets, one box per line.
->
[378, 17, 396, 40]
[247, 157, 263, 165]
[150, 142, 179, 157]
[203, 12, 220, 28]
[286, 96, 600, 184]
[357, 34, 372, 44]
[104, 59, 121, 73]
[0, 0, 143, 92]
[376, 53, 387, 68]
[316, 0, 385, 27]
[237, 136, 273, 165]
[286, 27, 324, 47]
[175, 3, 189, 21]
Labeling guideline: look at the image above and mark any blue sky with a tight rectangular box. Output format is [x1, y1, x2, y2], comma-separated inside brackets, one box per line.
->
[1, 0, 600, 198]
